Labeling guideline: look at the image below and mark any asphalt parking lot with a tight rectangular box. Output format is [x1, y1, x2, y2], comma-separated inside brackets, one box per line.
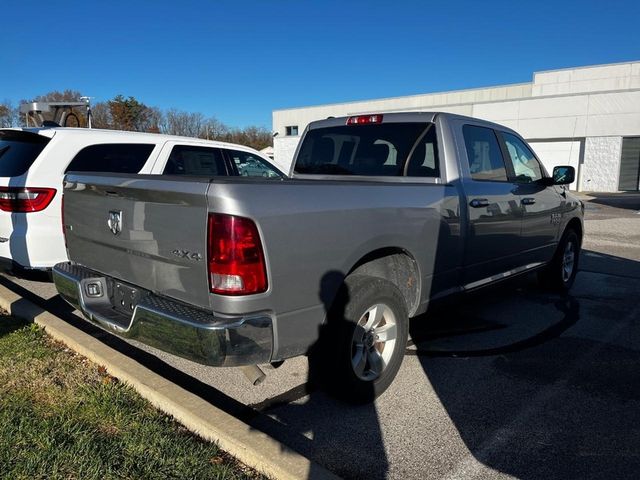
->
[2, 192, 639, 479]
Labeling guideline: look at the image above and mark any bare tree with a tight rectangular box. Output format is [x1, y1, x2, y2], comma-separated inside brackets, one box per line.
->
[31, 90, 83, 103]
[0, 101, 17, 127]
[202, 116, 229, 140]
[89, 101, 112, 129]
[215, 125, 272, 150]
[162, 109, 206, 137]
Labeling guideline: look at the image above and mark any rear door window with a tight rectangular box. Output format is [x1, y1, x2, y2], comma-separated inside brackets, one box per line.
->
[225, 149, 283, 178]
[0, 131, 50, 177]
[163, 145, 227, 176]
[294, 122, 437, 177]
[66, 144, 154, 173]
[462, 125, 508, 182]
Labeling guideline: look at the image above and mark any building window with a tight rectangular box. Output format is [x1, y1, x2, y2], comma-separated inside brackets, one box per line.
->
[286, 125, 299, 136]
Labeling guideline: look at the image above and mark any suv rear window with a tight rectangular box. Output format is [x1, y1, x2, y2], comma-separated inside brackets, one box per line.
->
[294, 122, 438, 177]
[0, 131, 51, 177]
[65, 144, 155, 174]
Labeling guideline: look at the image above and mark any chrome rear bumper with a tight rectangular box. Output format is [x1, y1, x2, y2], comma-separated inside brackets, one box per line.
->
[52, 262, 273, 367]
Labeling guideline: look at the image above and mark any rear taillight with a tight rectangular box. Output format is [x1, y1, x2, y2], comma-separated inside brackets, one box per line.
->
[0, 187, 56, 212]
[346, 114, 383, 125]
[207, 213, 267, 295]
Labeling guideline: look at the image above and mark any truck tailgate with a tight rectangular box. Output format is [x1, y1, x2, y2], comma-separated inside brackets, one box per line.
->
[63, 173, 212, 310]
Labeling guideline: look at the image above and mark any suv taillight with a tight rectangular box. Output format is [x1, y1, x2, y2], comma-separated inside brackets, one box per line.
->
[0, 187, 56, 212]
[207, 213, 267, 295]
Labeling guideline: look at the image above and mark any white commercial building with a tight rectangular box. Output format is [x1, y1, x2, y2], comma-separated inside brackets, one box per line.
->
[273, 61, 640, 192]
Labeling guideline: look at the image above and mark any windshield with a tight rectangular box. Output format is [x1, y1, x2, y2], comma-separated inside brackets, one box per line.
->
[0, 131, 50, 177]
[294, 122, 438, 177]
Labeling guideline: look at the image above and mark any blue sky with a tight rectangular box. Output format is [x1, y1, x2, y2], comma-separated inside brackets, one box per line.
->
[1, 0, 639, 128]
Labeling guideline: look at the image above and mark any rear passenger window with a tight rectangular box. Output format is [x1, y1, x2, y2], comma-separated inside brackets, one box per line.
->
[226, 149, 282, 178]
[66, 144, 154, 173]
[163, 145, 226, 176]
[463, 125, 508, 182]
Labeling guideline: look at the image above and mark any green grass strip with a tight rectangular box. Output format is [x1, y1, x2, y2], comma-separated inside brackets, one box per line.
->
[0, 316, 263, 480]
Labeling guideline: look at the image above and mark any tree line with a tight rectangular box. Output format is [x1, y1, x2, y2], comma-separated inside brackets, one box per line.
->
[0, 90, 272, 150]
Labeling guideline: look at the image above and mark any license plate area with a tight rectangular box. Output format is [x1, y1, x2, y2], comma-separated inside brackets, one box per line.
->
[107, 279, 145, 315]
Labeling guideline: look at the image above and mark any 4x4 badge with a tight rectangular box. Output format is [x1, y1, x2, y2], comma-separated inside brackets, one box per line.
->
[107, 210, 123, 235]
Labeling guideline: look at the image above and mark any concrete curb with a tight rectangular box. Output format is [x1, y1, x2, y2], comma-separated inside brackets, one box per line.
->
[0, 283, 339, 480]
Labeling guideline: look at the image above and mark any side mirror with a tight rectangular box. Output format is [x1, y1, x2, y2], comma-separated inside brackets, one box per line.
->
[552, 166, 575, 185]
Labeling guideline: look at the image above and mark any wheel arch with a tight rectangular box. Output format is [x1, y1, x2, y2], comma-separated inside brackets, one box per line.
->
[565, 217, 583, 245]
[347, 247, 421, 317]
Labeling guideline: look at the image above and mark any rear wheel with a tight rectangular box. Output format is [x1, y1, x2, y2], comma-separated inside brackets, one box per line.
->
[538, 228, 580, 292]
[325, 275, 408, 404]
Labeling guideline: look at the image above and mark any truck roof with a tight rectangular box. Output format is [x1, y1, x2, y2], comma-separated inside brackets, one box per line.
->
[307, 111, 517, 134]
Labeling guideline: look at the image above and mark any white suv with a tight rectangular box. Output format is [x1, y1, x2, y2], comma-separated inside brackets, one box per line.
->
[0, 127, 282, 270]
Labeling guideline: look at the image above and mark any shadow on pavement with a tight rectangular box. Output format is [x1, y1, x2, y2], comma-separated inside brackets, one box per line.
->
[581, 249, 640, 278]
[0, 313, 26, 337]
[584, 192, 640, 211]
[408, 255, 640, 479]
[257, 271, 389, 480]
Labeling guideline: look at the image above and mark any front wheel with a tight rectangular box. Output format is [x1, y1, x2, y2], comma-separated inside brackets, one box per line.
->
[326, 275, 408, 404]
[538, 228, 580, 292]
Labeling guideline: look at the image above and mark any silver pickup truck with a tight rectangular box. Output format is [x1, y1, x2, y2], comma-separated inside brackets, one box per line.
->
[53, 112, 583, 403]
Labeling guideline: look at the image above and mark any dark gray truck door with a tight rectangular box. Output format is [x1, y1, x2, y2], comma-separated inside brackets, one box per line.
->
[498, 131, 563, 265]
[458, 124, 523, 287]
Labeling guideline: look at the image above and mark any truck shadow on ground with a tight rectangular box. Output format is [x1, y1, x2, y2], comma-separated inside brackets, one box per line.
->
[252, 270, 390, 480]
[254, 252, 640, 479]
[585, 192, 640, 211]
[0, 312, 28, 338]
[406, 255, 640, 479]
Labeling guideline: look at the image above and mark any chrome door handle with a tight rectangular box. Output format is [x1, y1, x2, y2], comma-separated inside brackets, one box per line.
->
[469, 198, 489, 208]
[521, 197, 536, 205]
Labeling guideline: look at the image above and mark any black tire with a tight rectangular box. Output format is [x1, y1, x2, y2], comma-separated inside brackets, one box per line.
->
[321, 275, 408, 404]
[538, 228, 580, 292]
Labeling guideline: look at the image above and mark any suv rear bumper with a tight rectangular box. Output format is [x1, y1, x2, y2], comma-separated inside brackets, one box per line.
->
[52, 262, 273, 367]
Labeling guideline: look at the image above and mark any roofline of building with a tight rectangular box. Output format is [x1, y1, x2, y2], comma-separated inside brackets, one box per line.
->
[273, 60, 639, 114]
[272, 81, 532, 113]
[533, 59, 638, 75]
